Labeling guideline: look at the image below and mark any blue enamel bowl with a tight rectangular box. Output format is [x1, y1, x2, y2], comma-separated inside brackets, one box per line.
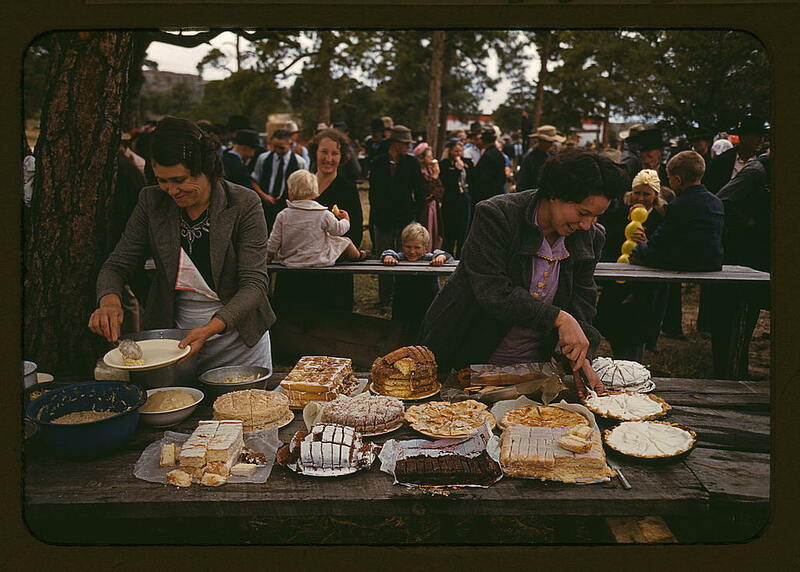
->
[25, 381, 147, 458]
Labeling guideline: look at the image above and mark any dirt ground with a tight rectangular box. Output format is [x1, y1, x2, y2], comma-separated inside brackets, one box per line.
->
[352, 190, 770, 380]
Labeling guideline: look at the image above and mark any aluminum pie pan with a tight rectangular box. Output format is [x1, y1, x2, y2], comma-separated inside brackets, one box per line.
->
[581, 391, 671, 422]
[603, 420, 698, 462]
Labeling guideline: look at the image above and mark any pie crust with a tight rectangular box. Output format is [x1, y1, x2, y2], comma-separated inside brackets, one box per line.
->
[404, 400, 495, 437]
[499, 405, 589, 429]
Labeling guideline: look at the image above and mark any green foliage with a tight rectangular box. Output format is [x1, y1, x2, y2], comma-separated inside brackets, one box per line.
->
[139, 81, 201, 120]
[187, 69, 288, 129]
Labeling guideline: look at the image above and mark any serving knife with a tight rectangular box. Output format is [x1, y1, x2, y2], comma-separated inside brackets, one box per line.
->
[607, 458, 632, 489]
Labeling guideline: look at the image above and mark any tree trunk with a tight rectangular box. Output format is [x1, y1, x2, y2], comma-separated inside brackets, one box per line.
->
[123, 32, 151, 130]
[316, 32, 333, 126]
[426, 31, 446, 157]
[235, 34, 241, 72]
[24, 31, 135, 377]
[532, 33, 554, 131]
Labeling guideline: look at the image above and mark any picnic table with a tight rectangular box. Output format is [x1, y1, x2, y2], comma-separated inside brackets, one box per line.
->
[23, 374, 768, 544]
[268, 262, 770, 380]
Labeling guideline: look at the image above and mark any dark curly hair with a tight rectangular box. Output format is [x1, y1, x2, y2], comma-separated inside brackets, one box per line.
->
[308, 128, 352, 168]
[537, 149, 628, 203]
[147, 116, 223, 183]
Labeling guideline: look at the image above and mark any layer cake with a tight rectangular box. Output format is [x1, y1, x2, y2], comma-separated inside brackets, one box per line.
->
[279, 356, 356, 408]
[500, 424, 613, 483]
[371, 346, 438, 399]
[177, 420, 244, 482]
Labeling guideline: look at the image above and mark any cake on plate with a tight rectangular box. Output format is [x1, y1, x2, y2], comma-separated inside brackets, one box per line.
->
[591, 357, 654, 392]
[320, 393, 405, 434]
[394, 451, 502, 486]
[371, 346, 439, 399]
[277, 423, 375, 475]
[499, 424, 614, 483]
[213, 389, 290, 431]
[404, 399, 494, 437]
[279, 356, 358, 408]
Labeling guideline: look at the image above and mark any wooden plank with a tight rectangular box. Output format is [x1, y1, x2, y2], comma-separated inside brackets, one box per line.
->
[606, 516, 678, 543]
[267, 261, 770, 283]
[667, 405, 770, 453]
[683, 448, 769, 502]
[652, 377, 769, 409]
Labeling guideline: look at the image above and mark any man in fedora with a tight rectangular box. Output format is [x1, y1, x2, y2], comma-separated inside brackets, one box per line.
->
[368, 125, 425, 303]
[516, 125, 565, 192]
[705, 115, 769, 194]
[470, 127, 507, 204]
[222, 129, 262, 189]
[627, 127, 671, 188]
[687, 127, 715, 185]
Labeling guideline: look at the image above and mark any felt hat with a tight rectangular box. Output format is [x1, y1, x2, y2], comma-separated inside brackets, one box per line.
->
[729, 115, 770, 135]
[627, 127, 669, 151]
[388, 125, 413, 144]
[370, 118, 385, 132]
[530, 124, 566, 143]
[686, 126, 715, 142]
[233, 129, 261, 148]
[227, 115, 251, 132]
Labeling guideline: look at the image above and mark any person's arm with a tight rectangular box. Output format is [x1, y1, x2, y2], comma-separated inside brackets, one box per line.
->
[323, 210, 350, 237]
[266, 211, 283, 261]
[630, 201, 684, 268]
[427, 249, 454, 266]
[340, 179, 364, 247]
[562, 226, 605, 361]
[251, 155, 276, 204]
[381, 249, 402, 265]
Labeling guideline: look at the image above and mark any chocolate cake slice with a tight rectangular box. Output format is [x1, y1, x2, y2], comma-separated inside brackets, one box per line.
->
[394, 451, 502, 486]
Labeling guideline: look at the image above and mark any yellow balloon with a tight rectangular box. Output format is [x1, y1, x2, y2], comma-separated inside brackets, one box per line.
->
[630, 206, 649, 223]
[617, 253, 630, 263]
[624, 221, 642, 240]
[621, 239, 637, 255]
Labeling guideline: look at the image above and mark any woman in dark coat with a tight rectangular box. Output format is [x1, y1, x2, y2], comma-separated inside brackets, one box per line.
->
[595, 169, 669, 360]
[420, 150, 628, 398]
[272, 128, 364, 312]
[439, 139, 474, 259]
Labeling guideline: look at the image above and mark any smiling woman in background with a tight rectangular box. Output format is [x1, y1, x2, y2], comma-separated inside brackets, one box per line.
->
[420, 150, 628, 398]
[88, 116, 276, 374]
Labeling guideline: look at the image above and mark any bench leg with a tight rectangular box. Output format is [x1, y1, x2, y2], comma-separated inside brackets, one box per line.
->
[710, 284, 760, 380]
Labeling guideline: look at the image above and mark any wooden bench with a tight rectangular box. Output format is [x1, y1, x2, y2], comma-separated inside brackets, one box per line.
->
[268, 262, 770, 380]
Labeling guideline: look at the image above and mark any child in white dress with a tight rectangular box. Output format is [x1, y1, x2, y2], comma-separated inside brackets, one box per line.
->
[267, 170, 367, 267]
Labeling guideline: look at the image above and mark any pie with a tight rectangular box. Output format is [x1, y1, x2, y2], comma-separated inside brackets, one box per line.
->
[213, 389, 290, 431]
[603, 421, 697, 459]
[500, 405, 589, 429]
[404, 400, 495, 437]
[583, 391, 670, 421]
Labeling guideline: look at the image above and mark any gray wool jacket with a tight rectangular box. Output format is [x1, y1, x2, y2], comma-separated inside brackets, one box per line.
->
[96, 180, 276, 347]
[419, 189, 605, 372]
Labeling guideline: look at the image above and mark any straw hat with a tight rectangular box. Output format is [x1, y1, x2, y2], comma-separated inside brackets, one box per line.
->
[530, 125, 566, 143]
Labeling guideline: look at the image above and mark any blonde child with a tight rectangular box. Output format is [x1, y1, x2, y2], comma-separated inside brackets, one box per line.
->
[381, 223, 454, 342]
[267, 170, 367, 267]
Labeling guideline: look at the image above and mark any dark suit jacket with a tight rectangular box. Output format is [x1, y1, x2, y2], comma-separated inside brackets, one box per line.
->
[368, 153, 425, 229]
[631, 184, 724, 271]
[516, 147, 552, 192]
[420, 189, 605, 372]
[470, 146, 506, 204]
[316, 175, 364, 248]
[705, 147, 738, 194]
[221, 149, 254, 189]
[97, 180, 276, 347]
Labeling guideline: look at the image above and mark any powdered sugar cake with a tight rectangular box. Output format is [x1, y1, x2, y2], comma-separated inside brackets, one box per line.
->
[500, 424, 614, 483]
[320, 393, 405, 435]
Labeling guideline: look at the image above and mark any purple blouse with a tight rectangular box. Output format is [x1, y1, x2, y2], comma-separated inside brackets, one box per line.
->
[488, 206, 569, 365]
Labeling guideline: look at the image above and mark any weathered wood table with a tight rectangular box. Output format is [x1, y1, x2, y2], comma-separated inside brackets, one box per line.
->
[23, 374, 769, 544]
[268, 262, 770, 380]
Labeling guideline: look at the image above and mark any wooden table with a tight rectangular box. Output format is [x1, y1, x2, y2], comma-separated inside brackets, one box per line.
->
[23, 375, 768, 544]
[268, 261, 770, 380]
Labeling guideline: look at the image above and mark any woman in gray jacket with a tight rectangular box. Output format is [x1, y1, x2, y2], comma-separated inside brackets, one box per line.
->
[89, 117, 276, 374]
[420, 150, 627, 398]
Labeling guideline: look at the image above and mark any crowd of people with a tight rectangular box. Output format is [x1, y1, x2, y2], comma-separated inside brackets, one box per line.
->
[81, 108, 770, 381]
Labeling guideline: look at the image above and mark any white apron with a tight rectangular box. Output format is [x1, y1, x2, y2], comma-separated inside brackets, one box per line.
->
[174, 248, 272, 375]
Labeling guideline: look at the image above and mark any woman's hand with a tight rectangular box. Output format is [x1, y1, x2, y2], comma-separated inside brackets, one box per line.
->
[630, 227, 647, 243]
[575, 359, 606, 400]
[430, 254, 446, 266]
[554, 310, 590, 367]
[178, 317, 226, 360]
[88, 294, 124, 342]
[382, 255, 398, 266]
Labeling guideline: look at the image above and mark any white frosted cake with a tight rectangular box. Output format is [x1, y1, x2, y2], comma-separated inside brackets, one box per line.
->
[591, 357, 654, 392]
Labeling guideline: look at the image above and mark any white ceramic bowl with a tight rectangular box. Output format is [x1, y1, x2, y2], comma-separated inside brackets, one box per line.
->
[139, 387, 204, 428]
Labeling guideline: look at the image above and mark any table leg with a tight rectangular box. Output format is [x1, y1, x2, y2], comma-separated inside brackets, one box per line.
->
[710, 284, 760, 380]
